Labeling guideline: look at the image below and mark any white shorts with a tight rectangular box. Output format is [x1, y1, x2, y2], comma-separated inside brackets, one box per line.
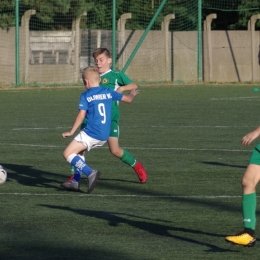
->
[74, 131, 106, 151]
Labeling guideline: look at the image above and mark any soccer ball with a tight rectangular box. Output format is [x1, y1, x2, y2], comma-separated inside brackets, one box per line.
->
[0, 165, 7, 185]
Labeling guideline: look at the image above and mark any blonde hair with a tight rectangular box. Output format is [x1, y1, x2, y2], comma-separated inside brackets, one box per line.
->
[82, 66, 100, 85]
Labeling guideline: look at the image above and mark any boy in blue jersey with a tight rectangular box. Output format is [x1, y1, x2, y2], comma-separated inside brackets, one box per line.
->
[62, 48, 148, 188]
[61, 66, 139, 193]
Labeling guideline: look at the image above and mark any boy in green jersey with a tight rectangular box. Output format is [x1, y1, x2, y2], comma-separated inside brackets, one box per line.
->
[225, 126, 260, 247]
[61, 48, 147, 189]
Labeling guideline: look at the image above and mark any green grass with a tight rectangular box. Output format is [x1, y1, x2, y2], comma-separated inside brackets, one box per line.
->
[1, 85, 260, 259]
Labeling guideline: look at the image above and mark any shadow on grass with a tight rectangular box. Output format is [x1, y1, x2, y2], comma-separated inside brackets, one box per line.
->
[1, 163, 138, 192]
[40, 204, 239, 253]
[201, 161, 246, 169]
[100, 177, 137, 184]
[1, 163, 65, 190]
[0, 244, 133, 260]
[1, 163, 253, 221]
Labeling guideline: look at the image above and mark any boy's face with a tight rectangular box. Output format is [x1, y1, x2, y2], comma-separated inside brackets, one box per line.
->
[94, 53, 112, 74]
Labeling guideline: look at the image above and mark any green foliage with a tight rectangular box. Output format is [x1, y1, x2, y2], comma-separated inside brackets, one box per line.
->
[0, 0, 15, 29]
[0, 0, 90, 30]
[86, 1, 112, 29]
[165, 1, 198, 31]
[203, 0, 260, 30]
[237, 0, 260, 29]
[0, 0, 259, 30]
[122, 0, 164, 30]
[0, 13, 15, 29]
[26, 0, 90, 30]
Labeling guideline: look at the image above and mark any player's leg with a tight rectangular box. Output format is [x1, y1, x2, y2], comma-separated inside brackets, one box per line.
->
[61, 135, 100, 194]
[61, 139, 87, 191]
[108, 121, 147, 183]
[65, 152, 100, 194]
[225, 146, 260, 247]
[241, 164, 259, 231]
[62, 119, 87, 184]
[63, 151, 85, 184]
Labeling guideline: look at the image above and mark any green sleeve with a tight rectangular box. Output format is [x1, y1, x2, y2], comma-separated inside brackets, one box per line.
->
[116, 71, 133, 86]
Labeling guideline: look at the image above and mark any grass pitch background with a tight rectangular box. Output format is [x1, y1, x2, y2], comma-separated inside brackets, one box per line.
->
[0, 85, 260, 259]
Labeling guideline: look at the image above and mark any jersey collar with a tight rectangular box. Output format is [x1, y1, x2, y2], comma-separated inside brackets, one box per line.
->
[100, 69, 112, 77]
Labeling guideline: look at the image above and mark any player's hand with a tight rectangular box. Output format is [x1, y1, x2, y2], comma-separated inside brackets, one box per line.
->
[129, 88, 139, 96]
[241, 128, 260, 146]
[62, 132, 73, 138]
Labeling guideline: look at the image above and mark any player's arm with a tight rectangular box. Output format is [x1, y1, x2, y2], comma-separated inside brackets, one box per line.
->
[62, 110, 86, 138]
[241, 126, 260, 146]
[121, 88, 139, 103]
[117, 82, 138, 93]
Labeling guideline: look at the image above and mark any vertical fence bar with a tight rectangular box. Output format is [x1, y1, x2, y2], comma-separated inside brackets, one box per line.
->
[197, 0, 202, 82]
[112, 0, 116, 70]
[122, 0, 167, 73]
[15, 0, 20, 85]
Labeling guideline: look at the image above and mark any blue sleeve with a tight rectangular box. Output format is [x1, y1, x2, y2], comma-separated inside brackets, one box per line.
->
[111, 91, 123, 101]
[78, 93, 88, 111]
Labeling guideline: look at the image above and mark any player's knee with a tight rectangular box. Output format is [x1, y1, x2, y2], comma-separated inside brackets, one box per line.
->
[241, 176, 255, 189]
[63, 150, 69, 160]
[109, 147, 122, 158]
[110, 149, 120, 158]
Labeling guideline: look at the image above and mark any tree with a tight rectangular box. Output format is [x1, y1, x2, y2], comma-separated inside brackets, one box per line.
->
[203, 0, 260, 30]
[0, 0, 259, 30]
[0, 0, 91, 30]
[237, 0, 260, 29]
[0, 0, 15, 29]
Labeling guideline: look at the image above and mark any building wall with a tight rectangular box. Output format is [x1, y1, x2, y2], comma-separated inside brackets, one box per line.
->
[203, 30, 258, 82]
[0, 28, 16, 85]
[0, 27, 260, 85]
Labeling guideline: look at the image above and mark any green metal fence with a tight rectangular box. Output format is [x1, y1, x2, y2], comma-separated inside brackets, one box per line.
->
[0, 0, 259, 86]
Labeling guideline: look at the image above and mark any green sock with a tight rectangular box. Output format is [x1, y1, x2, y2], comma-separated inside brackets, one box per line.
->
[242, 193, 256, 230]
[120, 149, 136, 167]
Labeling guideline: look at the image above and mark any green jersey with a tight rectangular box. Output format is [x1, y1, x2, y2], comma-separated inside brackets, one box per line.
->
[100, 70, 133, 122]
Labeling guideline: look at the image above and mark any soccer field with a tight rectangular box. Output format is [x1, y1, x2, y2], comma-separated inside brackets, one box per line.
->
[0, 85, 260, 259]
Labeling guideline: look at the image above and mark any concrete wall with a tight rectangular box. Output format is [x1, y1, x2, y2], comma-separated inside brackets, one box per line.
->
[0, 28, 16, 85]
[0, 27, 260, 85]
[0, 27, 78, 85]
[118, 30, 166, 81]
[203, 30, 259, 82]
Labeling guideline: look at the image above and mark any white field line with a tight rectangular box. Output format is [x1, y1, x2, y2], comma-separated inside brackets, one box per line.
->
[0, 143, 251, 152]
[12, 127, 70, 130]
[179, 126, 252, 128]
[0, 143, 59, 148]
[210, 96, 259, 100]
[11, 126, 254, 130]
[0, 193, 243, 198]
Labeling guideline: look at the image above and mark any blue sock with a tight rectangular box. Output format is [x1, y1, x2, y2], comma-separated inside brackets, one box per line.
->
[73, 168, 82, 182]
[70, 155, 92, 177]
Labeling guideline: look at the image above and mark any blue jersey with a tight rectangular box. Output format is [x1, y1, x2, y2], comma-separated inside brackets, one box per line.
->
[78, 86, 123, 140]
